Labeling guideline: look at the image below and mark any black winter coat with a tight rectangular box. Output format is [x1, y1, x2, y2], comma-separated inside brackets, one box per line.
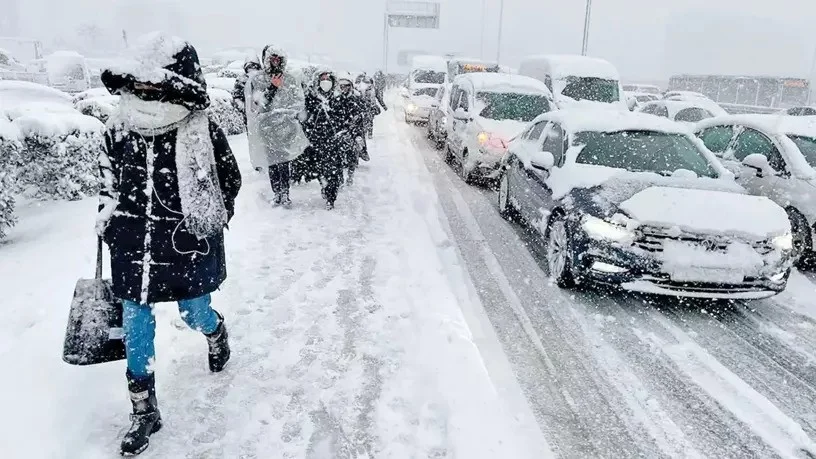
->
[303, 90, 343, 149]
[100, 117, 242, 304]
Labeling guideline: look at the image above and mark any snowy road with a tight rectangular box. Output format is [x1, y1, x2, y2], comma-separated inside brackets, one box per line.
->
[3, 106, 816, 459]
[395, 112, 816, 458]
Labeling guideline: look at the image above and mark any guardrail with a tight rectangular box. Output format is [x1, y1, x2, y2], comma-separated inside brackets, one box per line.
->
[720, 103, 781, 115]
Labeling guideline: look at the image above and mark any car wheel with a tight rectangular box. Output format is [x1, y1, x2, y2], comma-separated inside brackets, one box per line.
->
[498, 172, 519, 221]
[546, 214, 576, 288]
[789, 209, 813, 269]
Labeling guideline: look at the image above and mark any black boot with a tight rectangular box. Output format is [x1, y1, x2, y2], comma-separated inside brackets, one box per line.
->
[206, 311, 230, 373]
[120, 372, 162, 456]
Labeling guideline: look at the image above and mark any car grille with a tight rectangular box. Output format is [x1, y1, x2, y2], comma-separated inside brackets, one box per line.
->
[634, 226, 772, 255]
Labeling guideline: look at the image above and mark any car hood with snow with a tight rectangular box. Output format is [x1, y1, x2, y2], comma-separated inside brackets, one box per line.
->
[618, 186, 789, 240]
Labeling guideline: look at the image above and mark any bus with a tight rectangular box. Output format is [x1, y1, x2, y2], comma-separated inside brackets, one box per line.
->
[667, 74, 810, 114]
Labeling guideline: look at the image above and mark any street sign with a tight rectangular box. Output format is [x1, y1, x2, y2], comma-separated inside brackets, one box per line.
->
[387, 1, 440, 29]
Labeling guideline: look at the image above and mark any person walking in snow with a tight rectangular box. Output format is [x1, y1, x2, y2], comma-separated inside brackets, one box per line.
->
[244, 45, 309, 207]
[232, 58, 262, 123]
[303, 69, 345, 209]
[334, 72, 368, 182]
[98, 32, 242, 457]
[357, 74, 387, 139]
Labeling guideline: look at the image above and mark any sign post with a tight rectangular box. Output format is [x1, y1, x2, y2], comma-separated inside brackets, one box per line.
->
[582, 0, 593, 56]
[383, 1, 441, 73]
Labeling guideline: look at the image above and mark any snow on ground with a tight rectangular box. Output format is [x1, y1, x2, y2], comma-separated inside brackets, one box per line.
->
[0, 114, 545, 458]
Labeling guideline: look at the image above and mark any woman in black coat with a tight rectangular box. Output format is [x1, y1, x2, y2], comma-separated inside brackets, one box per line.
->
[303, 69, 345, 209]
[97, 33, 241, 456]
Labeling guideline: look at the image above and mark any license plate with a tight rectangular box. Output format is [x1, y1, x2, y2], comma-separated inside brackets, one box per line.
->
[669, 268, 744, 284]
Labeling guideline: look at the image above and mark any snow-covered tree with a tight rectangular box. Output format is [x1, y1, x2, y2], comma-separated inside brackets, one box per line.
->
[0, 119, 21, 240]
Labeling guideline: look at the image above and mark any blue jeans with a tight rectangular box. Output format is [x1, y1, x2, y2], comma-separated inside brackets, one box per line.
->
[123, 294, 219, 378]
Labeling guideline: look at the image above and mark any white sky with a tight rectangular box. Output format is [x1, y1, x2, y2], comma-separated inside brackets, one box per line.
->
[11, 0, 816, 81]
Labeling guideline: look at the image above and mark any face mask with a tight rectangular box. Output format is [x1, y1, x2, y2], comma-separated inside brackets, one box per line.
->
[119, 93, 191, 129]
[319, 80, 333, 93]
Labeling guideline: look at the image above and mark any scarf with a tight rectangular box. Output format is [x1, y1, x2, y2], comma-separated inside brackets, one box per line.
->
[117, 98, 228, 239]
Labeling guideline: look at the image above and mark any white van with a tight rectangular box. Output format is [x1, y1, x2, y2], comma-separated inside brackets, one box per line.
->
[45, 51, 92, 93]
[518, 55, 626, 109]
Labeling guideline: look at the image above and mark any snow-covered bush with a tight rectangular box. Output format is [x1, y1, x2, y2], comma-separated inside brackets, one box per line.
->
[208, 88, 245, 135]
[75, 95, 119, 124]
[12, 113, 104, 200]
[0, 118, 21, 240]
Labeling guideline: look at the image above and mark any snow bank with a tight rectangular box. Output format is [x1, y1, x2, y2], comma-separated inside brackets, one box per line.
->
[207, 88, 244, 135]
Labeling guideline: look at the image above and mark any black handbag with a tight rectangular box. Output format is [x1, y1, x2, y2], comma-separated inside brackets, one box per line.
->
[62, 237, 126, 365]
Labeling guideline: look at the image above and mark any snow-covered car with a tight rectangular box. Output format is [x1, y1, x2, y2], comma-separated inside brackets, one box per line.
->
[0, 80, 75, 119]
[44, 51, 92, 93]
[498, 109, 793, 299]
[426, 83, 451, 149]
[446, 73, 554, 183]
[518, 55, 627, 110]
[639, 100, 716, 126]
[695, 115, 816, 264]
[404, 86, 439, 124]
[663, 91, 728, 117]
[625, 92, 660, 111]
[781, 106, 816, 117]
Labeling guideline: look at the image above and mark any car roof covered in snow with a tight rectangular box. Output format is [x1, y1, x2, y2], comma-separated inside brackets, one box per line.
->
[696, 114, 816, 138]
[664, 91, 709, 100]
[453, 73, 553, 97]
[644, 100, 717, 118]
[0, 80, 73, 107]
[0, 116, 21, 141]
[449, 56, 498, 66]
[521, 54, 620, 80]
[534, 108, 691, 136]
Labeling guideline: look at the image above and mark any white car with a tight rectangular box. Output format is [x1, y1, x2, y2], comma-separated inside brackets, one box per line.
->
[499, 109, 793, 299]
[696, 115, 816, 264]
[625, 92, 660, 111]
[0, 80, 75, 119]
[426, 83, 451, 149]
[404, 86, 440, 124]
[639, 100, 716, 126]
[518, 55, 627, 110]
[664, 90, 728, 116]
[781, 106, 816, 117]
[446, 73, 554, 183]
[623, 84, 662, 95]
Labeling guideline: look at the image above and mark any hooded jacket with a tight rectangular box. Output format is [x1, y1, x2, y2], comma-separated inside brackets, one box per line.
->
[98, 33, 242, 304]
[244, 44, 309, 168]
[303, 68, 342, 149]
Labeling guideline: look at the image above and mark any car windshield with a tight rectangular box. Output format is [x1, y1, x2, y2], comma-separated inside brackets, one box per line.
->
[476, 91, 550, 122]
[413, 70, 445, 85]
[560, 76, 620, 103]
[674, 107, 712, 123]
[413, 87, 438, 97]
[788, 135, 816, 168]
[574, 130, 718, 178]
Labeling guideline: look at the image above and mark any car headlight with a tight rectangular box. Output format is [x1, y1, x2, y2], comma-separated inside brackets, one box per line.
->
[582, 215, 634, 243]
[772, 232, 793, 251]
[440, 116, 447, 125]
[406, 103, 417, 112]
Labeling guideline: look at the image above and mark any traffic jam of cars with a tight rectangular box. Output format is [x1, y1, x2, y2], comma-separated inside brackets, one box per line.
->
[401, 54, 816, 301]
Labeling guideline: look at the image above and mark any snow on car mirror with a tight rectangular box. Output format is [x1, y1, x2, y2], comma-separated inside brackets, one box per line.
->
[742, 154, 774, 177]
[530, 151, 555, 171]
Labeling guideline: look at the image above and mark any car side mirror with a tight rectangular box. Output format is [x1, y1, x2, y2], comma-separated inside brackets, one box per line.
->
[530, 151, 555, 171]
[742, 153, 773, 177]
[453, 108, 471, 121]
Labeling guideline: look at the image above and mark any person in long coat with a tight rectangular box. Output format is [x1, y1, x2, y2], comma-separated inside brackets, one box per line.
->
[333, 73, 368, 182]
[244, 45, 308, 208]
[303, 69, 345, 209]
[97, 32, 241, 456]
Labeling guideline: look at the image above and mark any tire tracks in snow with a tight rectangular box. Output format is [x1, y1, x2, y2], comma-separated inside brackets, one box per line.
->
[404, 121, 816, 458]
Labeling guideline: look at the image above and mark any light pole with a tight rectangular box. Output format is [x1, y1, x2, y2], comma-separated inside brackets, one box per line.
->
[581, 0, 593, 56]
[496, 0, 505, 64]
